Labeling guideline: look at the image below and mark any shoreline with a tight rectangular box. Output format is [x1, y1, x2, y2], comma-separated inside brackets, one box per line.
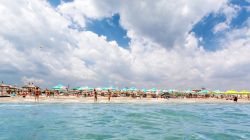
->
[1, 96, 250, 104]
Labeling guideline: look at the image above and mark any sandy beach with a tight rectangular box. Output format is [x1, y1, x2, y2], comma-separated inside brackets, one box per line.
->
[1, 96, 250, 104]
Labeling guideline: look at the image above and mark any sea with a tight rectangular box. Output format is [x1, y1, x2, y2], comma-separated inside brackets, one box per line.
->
[0, 103, 250, 140]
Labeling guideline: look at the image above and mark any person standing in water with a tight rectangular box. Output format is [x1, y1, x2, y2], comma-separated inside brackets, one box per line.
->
[94, 89, 98, 102]
[108, 89, 112, 101]
[35, 87, 40, 102]
[234, 96, 238, 102]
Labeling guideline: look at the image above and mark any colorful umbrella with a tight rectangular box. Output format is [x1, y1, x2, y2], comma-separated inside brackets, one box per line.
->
[149, 88, 157, 92]
[239, 90, 250, 95]
[197, 90, 210, 94]
[225, 90, 238, 94]
[52, 84, 66, 90]
[128, 87, 137, 91]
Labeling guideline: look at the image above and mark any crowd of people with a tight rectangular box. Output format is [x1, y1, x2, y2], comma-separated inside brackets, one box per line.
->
[0, 82, 249, 102]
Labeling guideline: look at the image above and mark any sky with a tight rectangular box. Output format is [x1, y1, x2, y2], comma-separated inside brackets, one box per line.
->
[0, 0, 250, 90]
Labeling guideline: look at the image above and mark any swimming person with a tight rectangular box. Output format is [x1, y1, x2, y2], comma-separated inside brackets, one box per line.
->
[94, 89, 98, 102]
[108, 89, 112, 101]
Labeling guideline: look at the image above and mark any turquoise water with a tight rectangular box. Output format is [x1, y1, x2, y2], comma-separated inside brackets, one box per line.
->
[0, 103, 250, 140]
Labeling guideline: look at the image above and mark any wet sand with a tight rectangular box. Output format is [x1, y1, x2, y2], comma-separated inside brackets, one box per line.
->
[1, 96, 250, 104]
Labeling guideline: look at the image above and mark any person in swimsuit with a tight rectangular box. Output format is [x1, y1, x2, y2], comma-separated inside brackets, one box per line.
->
[234, 96, 238, 102]
[94, 89, 98, 102]
[108, 89, 112, 101]
[35, 87, 40, 102]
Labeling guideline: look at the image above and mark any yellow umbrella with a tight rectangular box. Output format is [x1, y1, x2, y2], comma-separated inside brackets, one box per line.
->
[225, 90, 238, 94]
[239, 90, 250, 95]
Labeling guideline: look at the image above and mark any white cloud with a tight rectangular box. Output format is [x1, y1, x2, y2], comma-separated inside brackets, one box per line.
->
[0, 0, 250, 91]
[214, 22, 230, 33]
[59, 0, 227, 47]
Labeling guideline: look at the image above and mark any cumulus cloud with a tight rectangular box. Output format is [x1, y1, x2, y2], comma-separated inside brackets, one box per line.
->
[59, 0, 226, 47]
[0, 0, 250, 90]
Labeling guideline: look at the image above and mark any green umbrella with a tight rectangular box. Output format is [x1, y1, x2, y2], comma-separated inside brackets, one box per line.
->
[128, 87, 137, 91]
[198, 90, 210, 95]
[168, 89, 176, 93]
[73, 87, 81, 90]
[104, 87, 110, 91]
[79, 86, 91, 90]
[121, 87, 128, 91]
[185, 89, 193, 93]
[52, 84, 66, 90]
[108, 86, 117, 90]
[212, 90, 223, 95]
[149, 88, 157, 92]
[141, 88, 148, 92]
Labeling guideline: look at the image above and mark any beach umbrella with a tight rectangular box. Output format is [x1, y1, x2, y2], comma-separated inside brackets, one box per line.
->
[162, 89, 169, 93]
[73, 86, 91, 91]
[168, 89, 176, 93]
[197, 90, 210, 95]
[87, 87, 94, 91]
[128, 87, 137, 91]
[72, 87, 81, 90]
[239, 90, 250, 95]
[107, 86, 117, 90]
[225, 90, 238, 95]
[101, 87, 109, 91]
[52, 84, 66, 90]
[79, 86, 91, 90]
[121, 87, 128, 92]
[141, 88, 148, 93]
[96, 87, 102, 91]
[184, 89, 193, 94]
[211, 90, 223, 95]
[149, 88, 157, 92]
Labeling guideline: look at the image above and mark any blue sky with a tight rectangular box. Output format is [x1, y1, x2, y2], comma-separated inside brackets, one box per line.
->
[85, 14, 130, 47]
[192, 0, 250, 51]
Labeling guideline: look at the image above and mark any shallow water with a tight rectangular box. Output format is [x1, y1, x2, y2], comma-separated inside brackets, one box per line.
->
[0, 103, 250, 140]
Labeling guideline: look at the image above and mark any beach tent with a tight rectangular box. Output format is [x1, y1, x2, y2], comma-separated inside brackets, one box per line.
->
[225, 90, 238, 94]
